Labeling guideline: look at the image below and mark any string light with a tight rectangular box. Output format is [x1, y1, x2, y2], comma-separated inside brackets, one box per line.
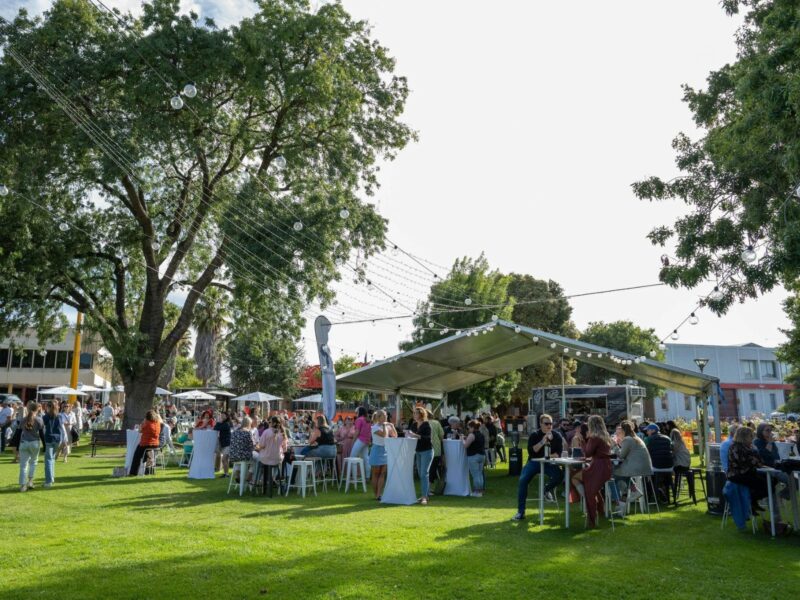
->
[742, 245, 757, 263]
[0, 184, 8, 196]
[293, 221, 303, 231]
[339, 208, 350, 219]
[274, 156, 287, 170]
[689, 312, 699, 325]
[148, 360, 155, 366]
[59, 222, 68, 232]
[170, 95, 183, 110]
[670, 330, 679, 340]
[464, 298, 472, 306]
[182, 83, 197, 98]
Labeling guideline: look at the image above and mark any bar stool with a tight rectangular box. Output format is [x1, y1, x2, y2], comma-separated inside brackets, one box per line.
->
[227, 461, 250, 497]
[285, 460, 317, 498]
[626, 475, 659, 516]
[651, 467, 675, 505]
[256, 463, 284, 497]
[602, 479, 623, 530]
[674, 468, 698, 505]
[341, 457, 367, 493]
[318, 456, 339, 492]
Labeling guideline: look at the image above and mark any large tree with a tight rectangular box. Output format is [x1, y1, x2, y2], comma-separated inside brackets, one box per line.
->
[632, 0, 800, 329]
[401, 254, 519, 414]
[576, 320, 665, 402]
[0, 0, 412, 426]
[505, 275, 579, 409]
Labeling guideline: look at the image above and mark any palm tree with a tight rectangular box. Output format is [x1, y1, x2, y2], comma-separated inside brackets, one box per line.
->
[192, 287, 230, 387]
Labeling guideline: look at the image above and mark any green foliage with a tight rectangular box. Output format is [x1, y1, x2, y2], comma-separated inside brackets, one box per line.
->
[0, 0, 413, 422]
[576, 320, 665, 401]
[506, 274, 578, 408]
[172, 354, 202, 389]
[777, 280, 800, 403]
[401, 254, 518, 413]
[632, 0, 800, 314]
[227, 327, 302, 400]
[334, 354, 366, 403]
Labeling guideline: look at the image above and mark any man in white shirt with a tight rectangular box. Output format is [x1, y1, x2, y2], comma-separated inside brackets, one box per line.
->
[58, 403, 76, 462]
[101, 403, 114, 429]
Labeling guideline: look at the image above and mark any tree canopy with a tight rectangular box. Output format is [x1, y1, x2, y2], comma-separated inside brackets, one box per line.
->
[0, 0, 413, 425]
[576, 320, 665, 402]
[506, 274, 578, 408]
[632, 0, 800, 316]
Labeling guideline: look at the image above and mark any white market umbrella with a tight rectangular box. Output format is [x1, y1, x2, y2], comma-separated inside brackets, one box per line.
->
[294, 394, 343, 405]
[205, 389, 235, 397]
[39, 386, 87, 396]
[173, 390, 216, 400]
[154, 387, 173, 396]
[233, 391, 282, 403]
[77, 384, 104, 393]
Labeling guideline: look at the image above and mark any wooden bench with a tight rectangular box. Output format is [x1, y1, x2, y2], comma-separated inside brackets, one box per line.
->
[91, 429, 127, 457]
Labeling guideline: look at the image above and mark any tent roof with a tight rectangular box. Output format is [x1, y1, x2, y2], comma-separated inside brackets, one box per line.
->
[337, 320, 719, 398]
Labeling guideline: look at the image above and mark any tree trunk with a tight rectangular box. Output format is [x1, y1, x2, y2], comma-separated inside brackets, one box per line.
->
[158, 348, 177, 389]
[123, 374, 159, 429]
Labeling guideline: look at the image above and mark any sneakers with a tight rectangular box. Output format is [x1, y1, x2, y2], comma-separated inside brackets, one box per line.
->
[420, 498, 428, 505]
[43, 483, 53, 489]
[544, 491, 556, 503]
[27, 480, 35, 490]
[628, 489, 643, 502]
[511, 512, 525, 521]
[470, 491, 483, 498]
[20, 484, 27, 492]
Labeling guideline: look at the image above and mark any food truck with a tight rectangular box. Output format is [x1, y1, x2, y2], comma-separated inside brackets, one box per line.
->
[528, 381, 645, 429]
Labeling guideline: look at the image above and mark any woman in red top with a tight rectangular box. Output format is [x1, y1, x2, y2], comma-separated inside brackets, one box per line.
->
[128, 410, 161, 476]
[194, 409, 216, 430]
[583, 415, 613, 528]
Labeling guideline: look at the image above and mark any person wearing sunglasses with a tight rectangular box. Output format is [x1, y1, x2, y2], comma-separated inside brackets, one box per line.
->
[511, 413, 565, 521]
[754, 422, 790, 497]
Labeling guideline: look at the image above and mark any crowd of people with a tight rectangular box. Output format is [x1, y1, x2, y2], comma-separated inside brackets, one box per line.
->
[510, 413, 798, 532]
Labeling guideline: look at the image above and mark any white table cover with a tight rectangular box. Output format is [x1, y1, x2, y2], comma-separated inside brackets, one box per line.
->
[443, 439, 471, 496]
[188, 429, 218, 479]
[125, 429, 143, 475]
[382, 437, 418, 505]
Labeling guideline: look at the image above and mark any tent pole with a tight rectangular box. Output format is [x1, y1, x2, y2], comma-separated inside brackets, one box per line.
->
[560, 356, 567, 419]
[712, 390, 722, 444]
[395, 391, 401, 426]
[696, 396, 705, 468]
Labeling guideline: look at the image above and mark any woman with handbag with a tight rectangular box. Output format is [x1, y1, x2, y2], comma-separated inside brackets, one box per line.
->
[8, 402, 27, 464]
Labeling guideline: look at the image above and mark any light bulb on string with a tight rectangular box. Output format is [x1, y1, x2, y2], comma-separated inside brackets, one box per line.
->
[709, 286, 724, 301]
[293, 221, 303, 232]
[742, 245, 757, 264]
[586, 353, 592, 358]
[689, 312, 699, 325]
[576, 351, 582, 357]
[183, 83, 197, 98]
[427, 321, 434, 328]
[39, 350, 47, 356]
[549, 342, 556, 349]
[170, 95, 184, 110]
[232, 365, 238, 371]
[532, 336, 539, 343]
[0, 184, 8, 196]
[274, 156, 287, 170]
[670, 330, 679, 341]
[151, 241, 159, 251]
[148, 360, 155, 367]
[339, 208, 350, 219]
[491, 314, 499, 321]
[514, 326, 521, 333]
[464, 298, 472, 306]
[59, 222, 69, 232]
[649, 350, 657, 358]
[442, 328, 449, 335]
[658, 342, 666, 351]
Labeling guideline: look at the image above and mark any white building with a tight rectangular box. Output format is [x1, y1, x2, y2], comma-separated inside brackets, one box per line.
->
[0, 329, 113, 402]
[654, 342, 792, 421]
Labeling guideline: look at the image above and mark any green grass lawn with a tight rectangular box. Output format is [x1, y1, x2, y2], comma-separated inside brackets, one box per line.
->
[2, 439, 799, 600]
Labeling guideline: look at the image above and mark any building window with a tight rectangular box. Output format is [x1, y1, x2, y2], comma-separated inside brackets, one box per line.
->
[749, 393, 757, 411]
[661, 397, 668, 411]
[742, 360, 759, 379]
[55, 351, 68, 369]
[20, 349, 33, 369]
[769, 393, 777, 411]
[761, 361, 777, 378]
[79, 352, 93, 370]
[684, 395, 691, 411]
[64, 351, 73, 370]
[33, 351, 45, 369]
[44, 351, 56, 369]
[0, 348, 8, 369]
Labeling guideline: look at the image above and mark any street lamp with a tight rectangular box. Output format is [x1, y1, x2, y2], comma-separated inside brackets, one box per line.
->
[694, 357, 709, 373]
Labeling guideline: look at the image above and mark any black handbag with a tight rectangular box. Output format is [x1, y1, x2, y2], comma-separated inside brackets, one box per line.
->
[71, 427, 79, 444]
